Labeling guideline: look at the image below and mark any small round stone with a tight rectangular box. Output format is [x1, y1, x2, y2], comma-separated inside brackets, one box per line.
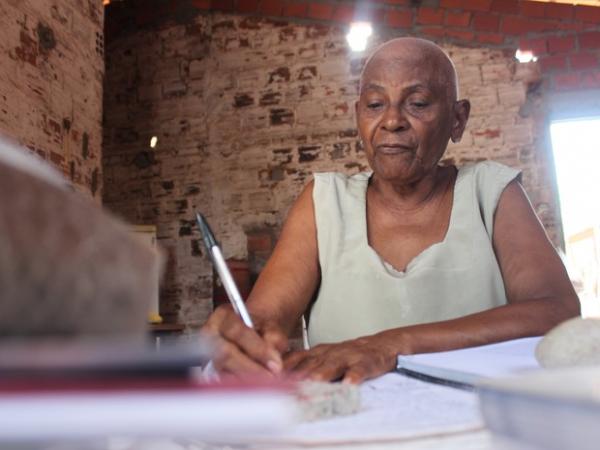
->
[535, 317, 600, 368]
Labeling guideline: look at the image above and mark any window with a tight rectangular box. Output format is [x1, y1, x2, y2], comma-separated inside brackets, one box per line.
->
[550, 118, 600, 316]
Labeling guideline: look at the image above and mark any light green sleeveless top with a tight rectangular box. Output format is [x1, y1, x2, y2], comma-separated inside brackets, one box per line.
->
[307, 161, 520, 346]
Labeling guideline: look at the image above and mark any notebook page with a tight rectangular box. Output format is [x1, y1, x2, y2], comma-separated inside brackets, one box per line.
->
[396, 337, 542, 385]
[251, 372, 483, 445]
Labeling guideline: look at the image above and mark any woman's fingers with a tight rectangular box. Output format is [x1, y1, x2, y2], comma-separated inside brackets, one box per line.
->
[262, 324, 289, 354]
[214, 340, 274, 376]
[202, 305, 285, 375]
[220, 315, 283, 372]
[284, 348, 347, 381]
[284, 339, 395, 383]
[283, 349, 310, 371]
[342, 363, 373, 384]
[299, 359, 347, 382]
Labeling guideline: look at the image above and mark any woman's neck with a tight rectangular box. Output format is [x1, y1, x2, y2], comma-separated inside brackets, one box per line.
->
[369, 165, 454, 213]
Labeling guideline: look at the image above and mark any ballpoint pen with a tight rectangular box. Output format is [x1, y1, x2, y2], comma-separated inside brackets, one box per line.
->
[196, 213, 254, 328]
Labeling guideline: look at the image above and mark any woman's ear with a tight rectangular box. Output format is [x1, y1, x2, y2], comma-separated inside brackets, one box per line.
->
[450, 99, 471, 143]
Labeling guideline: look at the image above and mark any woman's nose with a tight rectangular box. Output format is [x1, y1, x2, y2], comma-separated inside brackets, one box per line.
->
[382, 107, 409, 132]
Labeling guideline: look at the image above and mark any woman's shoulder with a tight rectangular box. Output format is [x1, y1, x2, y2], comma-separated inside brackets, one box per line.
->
[457, 160, 522, 237]
[458, 160, 521, 186]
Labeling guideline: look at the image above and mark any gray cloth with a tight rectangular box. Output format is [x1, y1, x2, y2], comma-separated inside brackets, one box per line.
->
[308, 161, 520, 346]
[0, 143, 160, 338]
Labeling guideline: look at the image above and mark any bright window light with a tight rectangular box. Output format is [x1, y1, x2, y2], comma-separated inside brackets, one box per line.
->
[150, 136, 158, 148]
[550, 118, 600, 317]
[550, 118, 600, 238]
[346, 22, 373, 52]
[515, 49, 537, 63]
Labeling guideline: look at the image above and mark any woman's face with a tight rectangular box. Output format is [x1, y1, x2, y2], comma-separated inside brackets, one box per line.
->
[356, 56, 467, 185]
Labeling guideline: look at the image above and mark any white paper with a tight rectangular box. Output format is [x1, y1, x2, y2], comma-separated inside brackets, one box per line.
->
[397, 337, 542, 385]
[255, 373, 483, 445]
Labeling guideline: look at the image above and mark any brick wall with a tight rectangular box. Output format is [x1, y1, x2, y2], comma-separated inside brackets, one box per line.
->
[0, 0, 105, 198]
[103, 0, 600, 329]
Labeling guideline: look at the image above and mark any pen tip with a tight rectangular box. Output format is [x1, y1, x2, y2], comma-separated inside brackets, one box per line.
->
[196, 212, 209, 228]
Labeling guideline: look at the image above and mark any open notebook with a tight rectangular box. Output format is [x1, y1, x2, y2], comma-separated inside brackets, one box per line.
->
[396, 336, 542, 388]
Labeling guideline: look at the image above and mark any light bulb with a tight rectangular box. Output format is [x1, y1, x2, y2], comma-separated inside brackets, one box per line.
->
[515, 49, 537, 63]
[346, 22, 373, 52]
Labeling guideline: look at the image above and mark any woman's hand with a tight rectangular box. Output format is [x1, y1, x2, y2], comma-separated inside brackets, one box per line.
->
[283, 335, 398, 384]
[201, 305, 289, 377]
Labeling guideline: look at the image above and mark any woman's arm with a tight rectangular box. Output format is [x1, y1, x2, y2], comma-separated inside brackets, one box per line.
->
[284, 180, 580, 383]
[201, 181, 320, 376]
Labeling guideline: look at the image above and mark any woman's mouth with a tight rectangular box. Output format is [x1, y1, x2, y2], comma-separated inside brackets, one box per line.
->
[376, 144, 415, 155]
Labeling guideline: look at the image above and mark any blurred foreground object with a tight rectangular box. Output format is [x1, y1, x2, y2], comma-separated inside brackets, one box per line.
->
[479, 366, 600, 450]
[0, 336, 211, 378]
[0, 337, 293, 443]
[535, 317, 600, 368]
[295, 381, 360, 421]
[0, 137, 161, 338]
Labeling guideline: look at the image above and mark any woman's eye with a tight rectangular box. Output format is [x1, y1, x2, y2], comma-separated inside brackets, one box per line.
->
[367, 102, 383, 110]
[410, 101, 429, 108]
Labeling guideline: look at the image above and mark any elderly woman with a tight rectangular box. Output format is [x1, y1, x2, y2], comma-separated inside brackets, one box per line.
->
[203, 37, 579, 383]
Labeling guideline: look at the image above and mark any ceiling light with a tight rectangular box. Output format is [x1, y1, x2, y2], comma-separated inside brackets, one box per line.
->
[346, 22, 373, 52]
[150, 136, 158, 148]
[515, 49, 537, 63]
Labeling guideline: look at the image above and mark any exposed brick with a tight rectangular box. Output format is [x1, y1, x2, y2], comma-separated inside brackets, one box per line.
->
[570, 52, 598, 70]
[307, 3, 333, 21]
[270, 108, 294, 125]
[491, 0, 518, 15]
[237, 0, 259, 14]
[579, 32, 600, 49]
[539, 55, 568, 71]
[283, 2, 307, 18]
[519, 37, 547, 56]
[445, 11, 471, 28]
[233, 93, 254, 107]
[472, 128, 501, 139]
[575, 5, 600, 24]
[417, 7, 444, 25]
[247, 233, 273, 252]
[520, 1, 546, 18]
[259, 0, 283, 16]
[420, 27, 445, 38]
[501, 16, 554, 35]
[332, 5, 355, 23]
[553, 73, 580, 91]
[259, 91, 282, 106]
[298, 145, 319, 162]
[446, 29, 475, 41]
[547, 35, 575, 54]
[546, 2, 573, 20]
[212, 0, 234, 12]
[579, 71, 600, 89]
[440, 0, 491, 12]
[477, 32, 504, 45]
[192, 0, 211, 9]
[365, 8, 386, 24]
[473, 13, 500, 32]
[557, 21, 583, 32]
[2, 0, 103, 199]
[387, 10, 412, 28]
